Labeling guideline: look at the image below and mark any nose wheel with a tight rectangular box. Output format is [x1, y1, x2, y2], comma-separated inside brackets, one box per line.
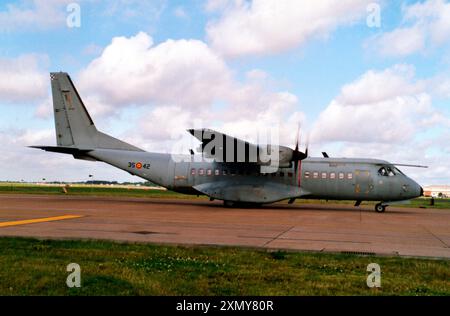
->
[375, 203, 386, 213]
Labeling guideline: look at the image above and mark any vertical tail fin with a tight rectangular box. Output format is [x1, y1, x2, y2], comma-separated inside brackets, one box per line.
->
[50, 72, 143, 152]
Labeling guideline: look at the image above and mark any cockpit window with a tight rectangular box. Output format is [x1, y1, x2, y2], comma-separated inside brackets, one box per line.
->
[378, 166, 396, 177]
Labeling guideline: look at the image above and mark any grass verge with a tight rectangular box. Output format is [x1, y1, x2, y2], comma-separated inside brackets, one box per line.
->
[0, 237, 448, 296]
[1, 183, 449, 209]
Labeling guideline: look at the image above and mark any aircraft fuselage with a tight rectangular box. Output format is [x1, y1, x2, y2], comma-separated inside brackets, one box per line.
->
[89, 149, 422, 205]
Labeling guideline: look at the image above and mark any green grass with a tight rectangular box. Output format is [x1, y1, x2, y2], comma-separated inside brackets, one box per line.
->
[1, 183, 449, 209]
[0, 183, 199, 199]
[0, 237, 448, 296]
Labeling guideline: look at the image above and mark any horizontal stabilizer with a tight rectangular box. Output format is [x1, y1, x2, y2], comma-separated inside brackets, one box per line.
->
[29, 146, 91, 154]
[29, 146, 97, 161]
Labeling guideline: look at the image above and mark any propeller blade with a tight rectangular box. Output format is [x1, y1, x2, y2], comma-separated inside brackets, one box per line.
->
[294, 123, 300, 152]
[305, 132, 310, 158]
[293, 123, 307, 174]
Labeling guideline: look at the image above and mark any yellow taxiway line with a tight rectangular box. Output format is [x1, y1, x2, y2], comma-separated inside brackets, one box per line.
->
[0, 215, 84, 228]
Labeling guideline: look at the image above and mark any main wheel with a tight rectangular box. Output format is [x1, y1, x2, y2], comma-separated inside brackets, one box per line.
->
[223, 200, 235, 207]
[375, 203, 386, 213]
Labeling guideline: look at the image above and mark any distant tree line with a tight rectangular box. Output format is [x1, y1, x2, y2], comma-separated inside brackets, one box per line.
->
[0, 180, 159, 187]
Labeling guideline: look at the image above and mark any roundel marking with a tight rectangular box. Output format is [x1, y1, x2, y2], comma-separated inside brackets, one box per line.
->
[136, 162, 143, 169]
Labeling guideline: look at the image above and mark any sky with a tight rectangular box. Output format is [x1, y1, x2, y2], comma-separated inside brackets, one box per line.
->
[0, 0, 449, 185]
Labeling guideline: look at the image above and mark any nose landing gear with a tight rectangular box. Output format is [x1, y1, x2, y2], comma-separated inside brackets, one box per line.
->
[375, 203, 386, 213]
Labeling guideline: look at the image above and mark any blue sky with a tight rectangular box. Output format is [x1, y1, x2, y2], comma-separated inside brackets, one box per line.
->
[0, 0, 449, 185]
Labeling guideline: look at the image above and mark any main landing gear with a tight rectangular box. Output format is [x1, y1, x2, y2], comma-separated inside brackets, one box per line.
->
[223, 200, 262, 208]
[375, 203, 386, 213]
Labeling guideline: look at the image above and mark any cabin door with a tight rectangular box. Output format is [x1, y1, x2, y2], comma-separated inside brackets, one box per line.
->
[354, 170, 374, 196]
[173, 162, 189, 187]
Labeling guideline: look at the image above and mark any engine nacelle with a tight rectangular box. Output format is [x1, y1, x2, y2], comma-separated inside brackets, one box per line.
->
[278, 146, 294, 166]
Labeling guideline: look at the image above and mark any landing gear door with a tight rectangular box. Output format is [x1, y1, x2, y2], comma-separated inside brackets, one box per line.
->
[354, 169, 374, 196]
[174, 162, 189, 187]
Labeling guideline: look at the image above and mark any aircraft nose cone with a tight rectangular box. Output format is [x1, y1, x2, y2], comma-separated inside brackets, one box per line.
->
[412, 182, 423, 198]
[407, 180, 423, 198]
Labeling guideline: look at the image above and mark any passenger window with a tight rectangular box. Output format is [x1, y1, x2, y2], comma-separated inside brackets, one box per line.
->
[215, 169, 220, 176]
[199, 168, 204, 176]
[207, 169, 212, 176]
[321, 172, 327, 179]
[330, 172, 336, 179]
[304, 171, 310, 179]
[347, 172, 353, 180]
[280, 172, 285, 177]
[223, 170, 227, 176]
[191, 168, 196, 175]
[338, 172, 344, 180]
[313, 172, 319, 179]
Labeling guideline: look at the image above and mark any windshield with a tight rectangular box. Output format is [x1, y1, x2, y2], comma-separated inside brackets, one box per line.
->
[378, 166, 397, 177]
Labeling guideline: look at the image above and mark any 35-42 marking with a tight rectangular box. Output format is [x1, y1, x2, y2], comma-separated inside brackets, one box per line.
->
[128, 162, 150, 170]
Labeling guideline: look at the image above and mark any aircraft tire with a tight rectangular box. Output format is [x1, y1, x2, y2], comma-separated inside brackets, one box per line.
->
[375, 203, 386, 213]
[223, 200, 235, 208]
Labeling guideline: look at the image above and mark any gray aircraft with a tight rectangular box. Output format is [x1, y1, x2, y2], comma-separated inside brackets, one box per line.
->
[32, 72, 425, 213]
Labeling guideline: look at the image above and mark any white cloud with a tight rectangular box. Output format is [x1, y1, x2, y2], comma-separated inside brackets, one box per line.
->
[206, 0, 371, 57]
[127, 78, 304, 153]
[313, 95, 432, 144]
[0, 0, 71, 32]
[34, 97, 52, 119]
[78, 32, 233, 114]
[337, 64, 423, 105]
[431, 76, 450, 99]
[372, 26, 426, 57]
[77, 32, 306, 149]
[312, 64, 442, 144]
[0, 54, 48, 103]
[371, 0, 450, 57]
[308, 64, 450, 185]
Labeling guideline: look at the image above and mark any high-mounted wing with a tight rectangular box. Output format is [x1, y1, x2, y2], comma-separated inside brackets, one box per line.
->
[188, 128, 261, 163]
[188, 128, 307, 170]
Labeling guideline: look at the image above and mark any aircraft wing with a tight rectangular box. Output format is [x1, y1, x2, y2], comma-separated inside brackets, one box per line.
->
[188, 128, 305, 170]
[188, 128, 263, 164]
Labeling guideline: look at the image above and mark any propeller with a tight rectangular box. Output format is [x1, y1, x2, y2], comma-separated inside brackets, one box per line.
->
[292, 123, 309, 174]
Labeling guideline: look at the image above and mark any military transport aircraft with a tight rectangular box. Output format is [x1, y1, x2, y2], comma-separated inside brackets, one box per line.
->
[32, 72, 425, 213]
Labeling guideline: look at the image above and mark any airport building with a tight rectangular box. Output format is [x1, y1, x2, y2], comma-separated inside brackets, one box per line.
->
[423, 185, 450, 198]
